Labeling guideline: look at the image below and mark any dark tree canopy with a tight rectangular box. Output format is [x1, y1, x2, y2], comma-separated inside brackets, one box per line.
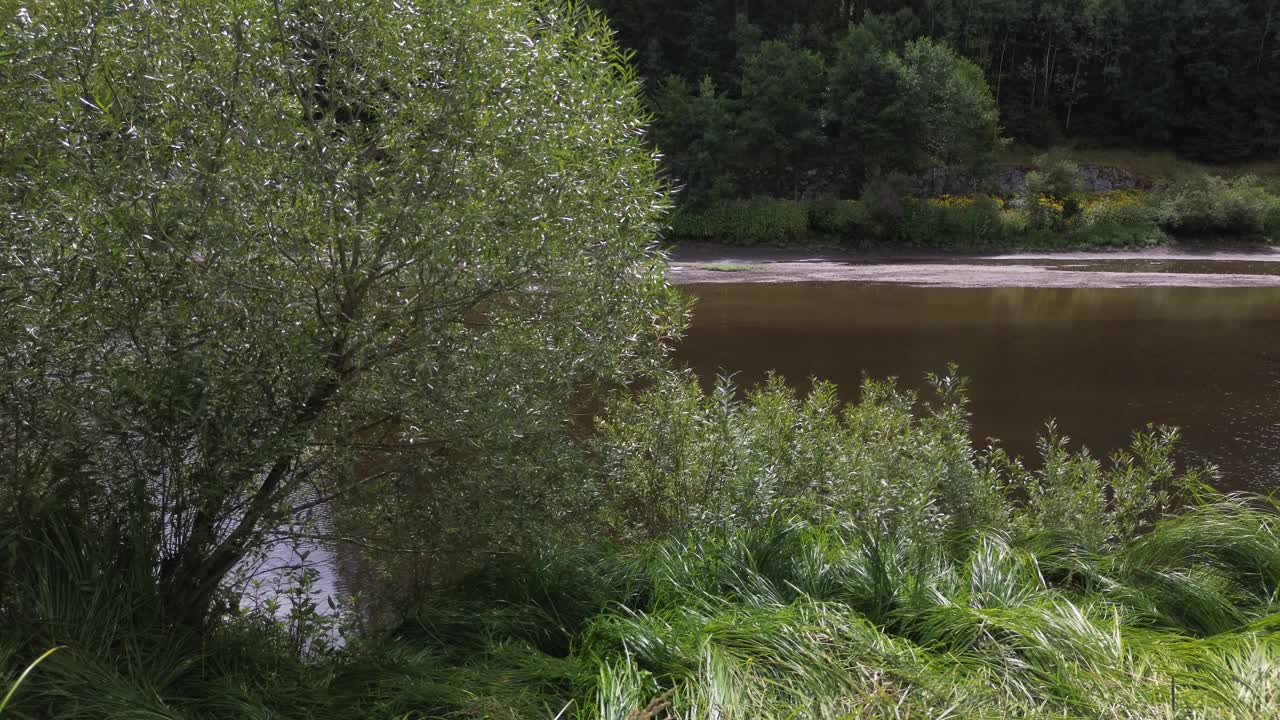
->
[594, 0, 1280, 199]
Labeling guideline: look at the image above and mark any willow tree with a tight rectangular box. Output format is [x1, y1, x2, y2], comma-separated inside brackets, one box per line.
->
[0, 0, 682, 625]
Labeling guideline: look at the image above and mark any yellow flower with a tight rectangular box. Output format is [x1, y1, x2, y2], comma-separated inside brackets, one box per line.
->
[928, 193, 1012, 209]
[1035, 195, 1064, 213]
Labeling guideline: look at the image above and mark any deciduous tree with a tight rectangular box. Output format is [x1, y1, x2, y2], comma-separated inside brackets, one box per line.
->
[0, 0, 682, 626]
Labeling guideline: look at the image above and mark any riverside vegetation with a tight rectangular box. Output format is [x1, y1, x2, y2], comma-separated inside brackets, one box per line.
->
[1, 2, 1279, 720]
[669, 158, 1280, 249]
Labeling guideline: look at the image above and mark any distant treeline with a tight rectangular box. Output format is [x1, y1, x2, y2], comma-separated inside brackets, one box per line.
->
[592, 0, 1280, 200]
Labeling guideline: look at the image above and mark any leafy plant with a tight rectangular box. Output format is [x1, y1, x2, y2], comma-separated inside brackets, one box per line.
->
[0, 647, 61, 716]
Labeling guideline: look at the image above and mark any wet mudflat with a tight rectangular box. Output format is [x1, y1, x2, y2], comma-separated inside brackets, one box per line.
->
[669, 249, 1280, 288]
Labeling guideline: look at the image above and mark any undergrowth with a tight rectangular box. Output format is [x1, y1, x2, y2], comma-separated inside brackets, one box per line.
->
[2, 497, 1277, 718]
[668, 167, 1280, 250]
[1, 372, 1276, 718]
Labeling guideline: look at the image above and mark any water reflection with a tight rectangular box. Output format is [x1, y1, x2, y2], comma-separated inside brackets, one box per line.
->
[676, 282, 1280, 491]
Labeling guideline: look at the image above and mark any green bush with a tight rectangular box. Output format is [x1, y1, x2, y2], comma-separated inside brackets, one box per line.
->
[1266, 202, 1280, 241]
[589, 368, 1203, 546]
[1074, 222, 1166, 248]
[667, 180, 1243, 250]
[1023, 155, 1086, 200]
[1153, 174, 1280, 237]
[897, 198, 1010, 248]
[667, 204, 730, 240]
[1081, 196, 1155, 228]
[808, 198, 870, 238]
[896, 201, 947, 246]
[860, 171, 916, 238]
[591, 370, 993, 543]
[1021, 155, 1086, 229]
[669, 199, 810, 245]
[0, 371, 1267, 720]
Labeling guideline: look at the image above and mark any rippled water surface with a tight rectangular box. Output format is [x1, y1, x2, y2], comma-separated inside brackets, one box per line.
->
[676, 281, 1280, 491]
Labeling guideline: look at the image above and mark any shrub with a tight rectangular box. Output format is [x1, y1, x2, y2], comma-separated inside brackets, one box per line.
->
[898, 196, 1010, 248]
[668, 177, 1274, 249]
[1075, 190, 1165, 247]
[1266, 202, 1280, 241]
[1023, 155, 1087, 200]
[668, 204, 730, 240]
[590, 369, 998, 544]
[1020, 155, 1086, 228]
[957, 196, 1012, 245]
[896, 201, 948, 246]
[1153, 174, 1279, 237]
[808, 198, 870, 239]
[590, 368, 1208, 548]
[1, 0, 682, 627]
[669, 199, 810, 245]
[860, 171, 916, 238]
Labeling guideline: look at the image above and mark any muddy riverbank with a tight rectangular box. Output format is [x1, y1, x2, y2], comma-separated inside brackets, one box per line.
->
[667, 244, 1280, 288]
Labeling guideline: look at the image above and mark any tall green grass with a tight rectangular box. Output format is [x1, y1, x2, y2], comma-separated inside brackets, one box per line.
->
[0, 515, 582, 719]
[1, 501, 1277, 718]
[571, 502, 1279, 719]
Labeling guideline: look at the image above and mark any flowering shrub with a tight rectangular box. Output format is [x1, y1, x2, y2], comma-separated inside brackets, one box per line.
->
[928, 194, 1007, 209]
[1033, 194, 1066, 215]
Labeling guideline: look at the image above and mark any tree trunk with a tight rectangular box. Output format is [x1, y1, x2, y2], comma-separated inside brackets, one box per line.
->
[1030, 52, 1038, 111]
[158, 371, 343, 628]
[1042, 41, 1055, 109]
[995, 33, 1008, 105]
[1261, 1, 1276, 70]
[1065, 57, 1081, 132]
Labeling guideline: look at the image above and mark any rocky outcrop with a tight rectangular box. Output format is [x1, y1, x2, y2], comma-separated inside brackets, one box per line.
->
[918, 164, 1147, 196]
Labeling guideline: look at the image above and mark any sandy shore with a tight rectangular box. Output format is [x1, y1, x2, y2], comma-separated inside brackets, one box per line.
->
[667, 244, 1280, 288]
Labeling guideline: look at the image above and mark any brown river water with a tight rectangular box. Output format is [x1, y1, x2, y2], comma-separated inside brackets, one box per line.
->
[674, 268, 1280, 492]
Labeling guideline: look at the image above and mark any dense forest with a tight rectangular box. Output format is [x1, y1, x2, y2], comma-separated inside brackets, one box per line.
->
[592, 0, 1280, 200]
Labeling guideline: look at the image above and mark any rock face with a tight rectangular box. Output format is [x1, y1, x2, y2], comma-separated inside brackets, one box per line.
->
[918, 164, 1146, 196]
